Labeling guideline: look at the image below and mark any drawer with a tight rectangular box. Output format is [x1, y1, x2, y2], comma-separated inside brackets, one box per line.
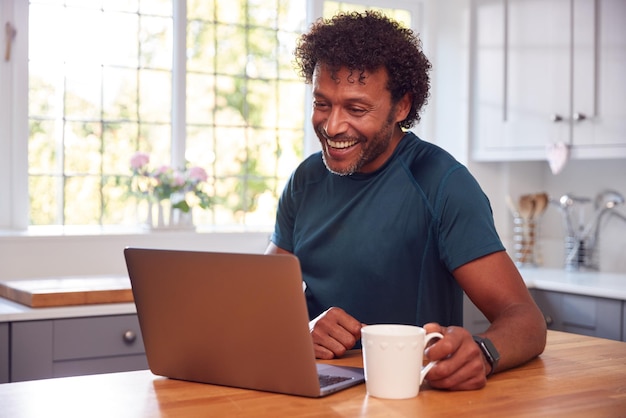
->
[53, 314, 145, 361]
[53, 354, 148, 378]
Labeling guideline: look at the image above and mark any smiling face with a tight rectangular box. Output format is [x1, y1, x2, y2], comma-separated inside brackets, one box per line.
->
[311, 64, 410, 175]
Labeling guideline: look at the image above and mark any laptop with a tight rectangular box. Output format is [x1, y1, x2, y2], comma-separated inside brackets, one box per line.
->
[124, 247, 364, 397]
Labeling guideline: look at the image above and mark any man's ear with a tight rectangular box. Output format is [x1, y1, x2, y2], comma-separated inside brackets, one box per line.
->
[394, 93, 412, 123]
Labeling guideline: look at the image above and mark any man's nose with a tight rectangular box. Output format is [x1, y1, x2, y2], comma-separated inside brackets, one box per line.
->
[323, 108, 348, 138]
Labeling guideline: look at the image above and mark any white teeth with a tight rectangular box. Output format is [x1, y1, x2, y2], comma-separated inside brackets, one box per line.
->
[327, 139, 357, 149]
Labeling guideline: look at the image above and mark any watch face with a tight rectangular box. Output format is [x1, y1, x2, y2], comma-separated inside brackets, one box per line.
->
[473, 336, 500, 375]
[482, 338, 500, 361]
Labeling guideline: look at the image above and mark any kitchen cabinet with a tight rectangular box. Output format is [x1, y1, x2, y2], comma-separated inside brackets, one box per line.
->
[463, 293, 489, 335]
[0, 323, 8, 383]
[471, 0, 626, 161]
[464, 289, 624, 342]
[530, 288, 623, 341]
[10, 314, 148, 382]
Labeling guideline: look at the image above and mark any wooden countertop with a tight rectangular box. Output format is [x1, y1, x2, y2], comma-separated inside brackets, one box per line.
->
[1, 330, 624, 417]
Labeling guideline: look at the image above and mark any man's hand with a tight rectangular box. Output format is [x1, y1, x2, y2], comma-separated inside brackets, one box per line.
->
[422, 323, 489, 391]
[309, 307, 363, 359]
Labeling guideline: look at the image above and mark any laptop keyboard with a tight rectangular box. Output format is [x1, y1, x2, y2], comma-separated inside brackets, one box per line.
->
[318, 374, 353, 388]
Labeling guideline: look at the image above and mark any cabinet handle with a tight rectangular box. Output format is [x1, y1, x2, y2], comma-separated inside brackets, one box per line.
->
[550, 114, 564, 123]
[123, 330, 137, 344]
[573, 112, 586, 121]
[544, 315, 553, 326]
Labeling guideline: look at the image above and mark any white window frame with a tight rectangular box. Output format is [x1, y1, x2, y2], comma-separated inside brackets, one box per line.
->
[0, 0, 29, 230]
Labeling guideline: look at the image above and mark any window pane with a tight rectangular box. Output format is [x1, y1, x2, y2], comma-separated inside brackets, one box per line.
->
[29, 120, 60, 175]
[249, 0, 278, 28]
[214, 126, 247, 177]
[138, 69, 172, 122]
[216, 0, 245, 24]
[103, 67, 139, 120]
[247, 27, 278, 79]
[139, 0, 172, 16]
[215, 23, 247, 75]
[103, 12, 139, 67]
[29, 62, 63, 119]
[64, 121, 102, 175]
[65, 64, 102, 121]
[188, 0, 216, 21]
[139, 15, 173, 69]
[187, 72, 215, 125]
[29, 175, 60, 225]
[214, 75, 247, 126]
[102, 122, 140, 173]
[64, 176, 101, 225]
[103, 0, 139, 13]
[63, 8, 103, 64]
[186, 126, 216, 177]
[278, 81, 305, 129]
[187, 20, 216, 73]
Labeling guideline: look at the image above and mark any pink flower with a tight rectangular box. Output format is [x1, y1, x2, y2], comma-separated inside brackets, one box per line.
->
[172, 171, 186, 186]
[130, 152, 150, 170]
[188, 166, 208, 182]
[154, 165, 170, 176]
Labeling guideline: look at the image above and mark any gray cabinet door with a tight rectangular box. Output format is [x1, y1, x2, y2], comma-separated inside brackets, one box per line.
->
[11, 314, 148, 382]
[0, 323, 9, 383]
[531, 289, 622, 341]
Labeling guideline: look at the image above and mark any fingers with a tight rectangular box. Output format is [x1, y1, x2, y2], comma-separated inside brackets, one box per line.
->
[310, 307, 362, 359]
[423, 325, 488, 390]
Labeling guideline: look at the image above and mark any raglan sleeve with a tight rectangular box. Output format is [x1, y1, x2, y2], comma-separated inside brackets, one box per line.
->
[437, 166, 506, 272]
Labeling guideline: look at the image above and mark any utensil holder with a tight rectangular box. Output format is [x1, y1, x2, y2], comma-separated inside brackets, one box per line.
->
[564, 235, 598, 271]
[513, 216, 539, 267]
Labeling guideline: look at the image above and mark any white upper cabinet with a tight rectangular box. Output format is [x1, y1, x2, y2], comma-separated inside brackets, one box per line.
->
[471, 0, 626, 161]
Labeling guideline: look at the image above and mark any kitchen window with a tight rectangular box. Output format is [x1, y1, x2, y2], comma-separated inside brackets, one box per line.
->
[1, 0, 306, 231]
[0, 0, 422, 233]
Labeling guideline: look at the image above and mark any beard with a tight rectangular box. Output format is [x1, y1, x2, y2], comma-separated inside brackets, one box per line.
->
[316, 108, 398, 176]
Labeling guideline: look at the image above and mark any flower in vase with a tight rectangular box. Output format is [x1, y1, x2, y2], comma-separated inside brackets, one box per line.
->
[129, 152, 211, 213]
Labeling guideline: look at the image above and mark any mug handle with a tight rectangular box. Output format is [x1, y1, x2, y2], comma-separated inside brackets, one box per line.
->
[419, 332, 444, 385]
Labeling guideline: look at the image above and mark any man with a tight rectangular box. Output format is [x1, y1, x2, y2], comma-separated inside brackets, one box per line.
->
[265, 11, 546, 391]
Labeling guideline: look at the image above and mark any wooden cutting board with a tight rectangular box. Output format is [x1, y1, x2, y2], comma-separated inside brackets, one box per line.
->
[0, 276, 134, 308]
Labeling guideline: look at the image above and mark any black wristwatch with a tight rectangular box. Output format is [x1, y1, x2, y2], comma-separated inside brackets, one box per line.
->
[473, 335, 500, 377]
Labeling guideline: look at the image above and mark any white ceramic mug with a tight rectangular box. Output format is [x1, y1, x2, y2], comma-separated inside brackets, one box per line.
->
[361, 324, 444, 399]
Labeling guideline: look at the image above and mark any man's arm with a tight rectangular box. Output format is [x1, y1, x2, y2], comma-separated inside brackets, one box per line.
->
[424, 250, 547, 390]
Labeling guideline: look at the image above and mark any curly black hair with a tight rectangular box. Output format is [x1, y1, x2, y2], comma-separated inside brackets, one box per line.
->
[294, 10, 431, 129]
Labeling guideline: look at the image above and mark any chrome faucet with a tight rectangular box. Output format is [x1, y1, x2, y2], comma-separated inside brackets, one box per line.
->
[555, 190, 625, 271]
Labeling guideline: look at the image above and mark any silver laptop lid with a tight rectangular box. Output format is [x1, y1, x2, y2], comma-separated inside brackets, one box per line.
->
[125, 248, 342, 397]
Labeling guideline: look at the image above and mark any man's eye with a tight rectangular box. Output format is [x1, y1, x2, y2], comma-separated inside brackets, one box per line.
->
[349, 107, 366, 114]
[313, 101, 328, 109]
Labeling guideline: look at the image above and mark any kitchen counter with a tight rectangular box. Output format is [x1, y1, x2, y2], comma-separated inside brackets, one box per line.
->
[519, 268, 626, 300]
[0, 297, 136, 322]
[1, 331, 625, 417]
[1, 268, 625, 323]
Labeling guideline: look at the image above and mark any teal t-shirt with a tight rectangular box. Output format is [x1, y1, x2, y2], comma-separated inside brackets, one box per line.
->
[271, 132, 504, 327]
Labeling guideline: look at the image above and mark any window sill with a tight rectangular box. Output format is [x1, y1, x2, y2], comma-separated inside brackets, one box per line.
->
[0, 224, 272, 238]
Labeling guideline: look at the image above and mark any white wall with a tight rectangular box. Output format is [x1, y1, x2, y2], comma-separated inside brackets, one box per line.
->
[0, 232, 270, 279]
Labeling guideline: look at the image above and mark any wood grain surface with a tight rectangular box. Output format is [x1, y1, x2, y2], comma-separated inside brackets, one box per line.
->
[0, 331, 624, 417]
[0, 276, 133, 307]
